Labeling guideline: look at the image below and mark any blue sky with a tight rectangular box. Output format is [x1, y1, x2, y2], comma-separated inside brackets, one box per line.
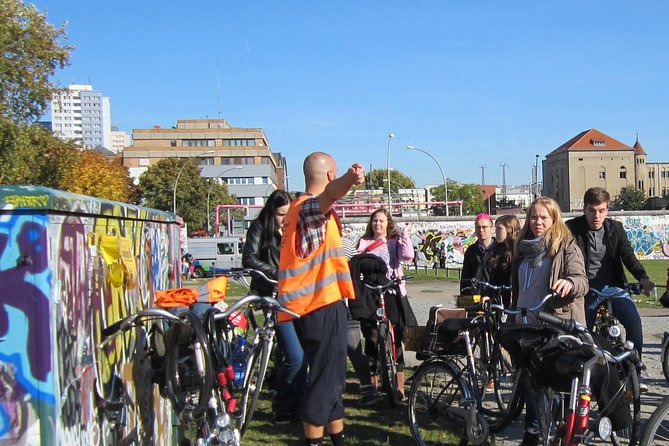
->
[33, 1, 669, 190]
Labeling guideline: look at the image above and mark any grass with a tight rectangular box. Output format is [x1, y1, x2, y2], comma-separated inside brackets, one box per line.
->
[239, 368, 420, 446]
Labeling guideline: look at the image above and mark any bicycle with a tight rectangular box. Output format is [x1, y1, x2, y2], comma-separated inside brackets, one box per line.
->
[100, 277, 298, 445]
[529, 311, 642, 446]
[589, 283, 644, 352]
[406, 289, 540, 446]
[363, 276, 406, 407]
[223, 268, 289, 435]
[638, 395, 669, 445]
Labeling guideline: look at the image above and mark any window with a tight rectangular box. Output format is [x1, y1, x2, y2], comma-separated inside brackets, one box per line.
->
[591, 139, 606, 146]
[649, 170, 655, 179]
[619, 167, 627, 179]
[237, 197, 253, 205]
[217, 243, 234, 255]
[183, 139, 215, 147]
[170, 140, 177, 147]
[598, 171, 606, 180]
[222, 139, 255, 147]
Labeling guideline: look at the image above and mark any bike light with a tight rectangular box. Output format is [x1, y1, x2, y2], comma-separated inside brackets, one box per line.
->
[376, 307, 385, 318]
[598, 417, 612, 440]
[608, 325, 622, 338]
[216, 413, 231, 429]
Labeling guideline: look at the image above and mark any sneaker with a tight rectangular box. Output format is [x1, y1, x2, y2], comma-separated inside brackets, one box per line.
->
[273, 414, 292, 425]
[639, 381, 649, 393]
[359, 385, 378, 407]
[521, 431, 540, 446]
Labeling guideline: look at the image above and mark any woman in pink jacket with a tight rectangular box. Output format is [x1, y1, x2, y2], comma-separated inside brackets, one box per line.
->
[357, 208, 413, 398]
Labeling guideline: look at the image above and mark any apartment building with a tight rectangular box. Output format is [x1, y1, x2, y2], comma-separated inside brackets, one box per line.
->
[50, 84, 112, 149]
[542, 128, 669, 211]
[122, 118, 287, 223]
[110, 125, 130, 154]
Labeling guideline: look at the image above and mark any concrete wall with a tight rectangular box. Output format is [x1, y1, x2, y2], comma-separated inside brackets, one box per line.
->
[0, 186, 181, 445]
[342, 211, 669, 268]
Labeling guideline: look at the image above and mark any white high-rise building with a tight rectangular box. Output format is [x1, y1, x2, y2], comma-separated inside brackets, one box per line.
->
[51, 84, 112, 150]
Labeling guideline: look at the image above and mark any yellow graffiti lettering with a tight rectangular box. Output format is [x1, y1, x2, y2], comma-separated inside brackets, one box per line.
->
[4, 194, 50, 208]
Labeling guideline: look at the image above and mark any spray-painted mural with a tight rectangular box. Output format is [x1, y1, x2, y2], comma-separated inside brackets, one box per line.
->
[342, 213, 669, 268]
[0, 186, 181, 445]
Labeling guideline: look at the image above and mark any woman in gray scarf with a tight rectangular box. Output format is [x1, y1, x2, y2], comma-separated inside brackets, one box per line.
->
[511, 196, 588, 324]
[510, 196, 588, 446]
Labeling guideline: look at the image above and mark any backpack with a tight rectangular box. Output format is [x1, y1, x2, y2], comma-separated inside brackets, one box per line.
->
[348, 253, 390, 320]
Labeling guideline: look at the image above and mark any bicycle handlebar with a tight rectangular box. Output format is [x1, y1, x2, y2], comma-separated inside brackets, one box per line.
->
[464, 278, 512, 295]
[99, 308, 184, 348]
[505, 292, 558, 316]
[212, 293, 301, 321]
[362, 276, 405, 293]
[588, 282, 644, 298]
[227, 268, 278, 287]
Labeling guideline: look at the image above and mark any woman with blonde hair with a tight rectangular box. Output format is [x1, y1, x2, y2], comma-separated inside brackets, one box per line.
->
[510, 197, 588, 446]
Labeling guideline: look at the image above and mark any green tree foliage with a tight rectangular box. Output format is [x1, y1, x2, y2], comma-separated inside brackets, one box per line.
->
[0, 121, 79, 186]
[430, 180, 484, 216]
[137, 158, 235, 231]
[613, 186, 646, 211]
[1, 0, 72, 124]
[364, 168, 415, 192]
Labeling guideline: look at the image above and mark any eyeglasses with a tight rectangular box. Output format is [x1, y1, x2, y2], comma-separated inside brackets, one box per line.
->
[475, 225, 492, 230]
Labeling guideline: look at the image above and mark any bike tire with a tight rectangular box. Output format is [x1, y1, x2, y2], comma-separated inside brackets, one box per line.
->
[639, 395, 669, 445]
[607, 363, 641, 446]
[407, 359, 472, 446]
[536, 386, 561, 446]
[164, 311, 215, 418]
[662, 334, 669, 386]
[238, 337, 273, 436]
[378, 321, 400, 406]
[489, 366, 527, 433]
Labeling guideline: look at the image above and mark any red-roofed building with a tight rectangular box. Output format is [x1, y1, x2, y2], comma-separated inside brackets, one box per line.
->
[542, 129, 668, 211]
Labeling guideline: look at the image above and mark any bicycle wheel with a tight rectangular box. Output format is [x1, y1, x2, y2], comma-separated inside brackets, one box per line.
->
[662, 334, 669, 385]
[536, 386, 561, 446]
[639, 396, 669, 445]
[602, 363, 640, 446]
[164, 311, 215, 418]
[378, 321, 400, 406]
[486, 355, 526, 433]
[238, 337, 273, 436]
[407, 359, 472, 446]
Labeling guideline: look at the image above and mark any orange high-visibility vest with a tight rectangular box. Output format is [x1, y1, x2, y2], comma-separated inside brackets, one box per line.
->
[277, 195, 355, 321]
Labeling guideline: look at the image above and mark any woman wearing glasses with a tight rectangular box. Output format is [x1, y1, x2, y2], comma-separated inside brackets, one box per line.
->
[460, 212, 497, 294]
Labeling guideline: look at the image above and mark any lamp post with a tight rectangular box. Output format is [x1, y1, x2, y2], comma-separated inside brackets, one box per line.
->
[172, 150, 215, 214]
[206, 166, 243, 235]
[386, 133, 395, 208]
[406, 145, 449, 217]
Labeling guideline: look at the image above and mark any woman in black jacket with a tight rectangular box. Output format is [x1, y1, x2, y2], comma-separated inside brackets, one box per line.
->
[242, 190, 305, 425]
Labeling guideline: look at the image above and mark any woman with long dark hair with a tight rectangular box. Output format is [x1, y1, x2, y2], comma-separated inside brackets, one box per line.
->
[242, 189, 306, 425]
[490, 214, 520, 307]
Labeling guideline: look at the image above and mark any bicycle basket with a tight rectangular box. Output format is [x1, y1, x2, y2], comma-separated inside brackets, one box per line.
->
[404, 325, 427, 352]
[417, 306, 468, 359]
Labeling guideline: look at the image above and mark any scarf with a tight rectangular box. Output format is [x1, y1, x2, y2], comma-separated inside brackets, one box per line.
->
[518, 236, 548, 268]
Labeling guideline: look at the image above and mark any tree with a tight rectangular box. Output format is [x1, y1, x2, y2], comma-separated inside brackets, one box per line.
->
[364, 168, 415, 193]
[60, 150, 135, 202]
[0, 121, 80, 186]
[1, 0, 72, 124]
[137, 158, 235, 231]
[430, 180, 484, 216]
[612, 187, 646, 211]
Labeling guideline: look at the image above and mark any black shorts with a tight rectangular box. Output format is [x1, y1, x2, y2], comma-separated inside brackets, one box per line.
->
[295, 299, 347, 425]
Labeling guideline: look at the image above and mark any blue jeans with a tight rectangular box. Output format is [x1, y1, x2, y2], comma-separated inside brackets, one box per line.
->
[585, 288, 644, 360]
[272, 320, 308, 417]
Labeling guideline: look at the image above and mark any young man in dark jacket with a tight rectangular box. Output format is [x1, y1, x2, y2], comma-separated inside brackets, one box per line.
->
[566, 187, 654, 389]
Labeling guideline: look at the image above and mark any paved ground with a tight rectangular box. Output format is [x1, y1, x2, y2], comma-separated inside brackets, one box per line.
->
[404, 280, 669, 444]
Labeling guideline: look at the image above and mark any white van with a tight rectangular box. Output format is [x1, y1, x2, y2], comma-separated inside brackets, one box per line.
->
[186, 237, 245, 278]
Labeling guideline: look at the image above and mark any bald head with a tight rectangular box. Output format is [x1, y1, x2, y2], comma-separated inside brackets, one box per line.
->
[303, 151, 337, 192]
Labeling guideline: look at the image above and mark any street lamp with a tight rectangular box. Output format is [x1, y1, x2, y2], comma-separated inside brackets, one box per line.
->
[172, 150, 215, 214]
[206, 166, 243, 235]
[386, 133, 395, 208]
[406, 145, 449, 216]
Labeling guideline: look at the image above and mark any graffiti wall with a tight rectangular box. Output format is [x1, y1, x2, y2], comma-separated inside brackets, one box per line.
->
[342, 213, 669, 268]
[0, 186, 181, 445]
